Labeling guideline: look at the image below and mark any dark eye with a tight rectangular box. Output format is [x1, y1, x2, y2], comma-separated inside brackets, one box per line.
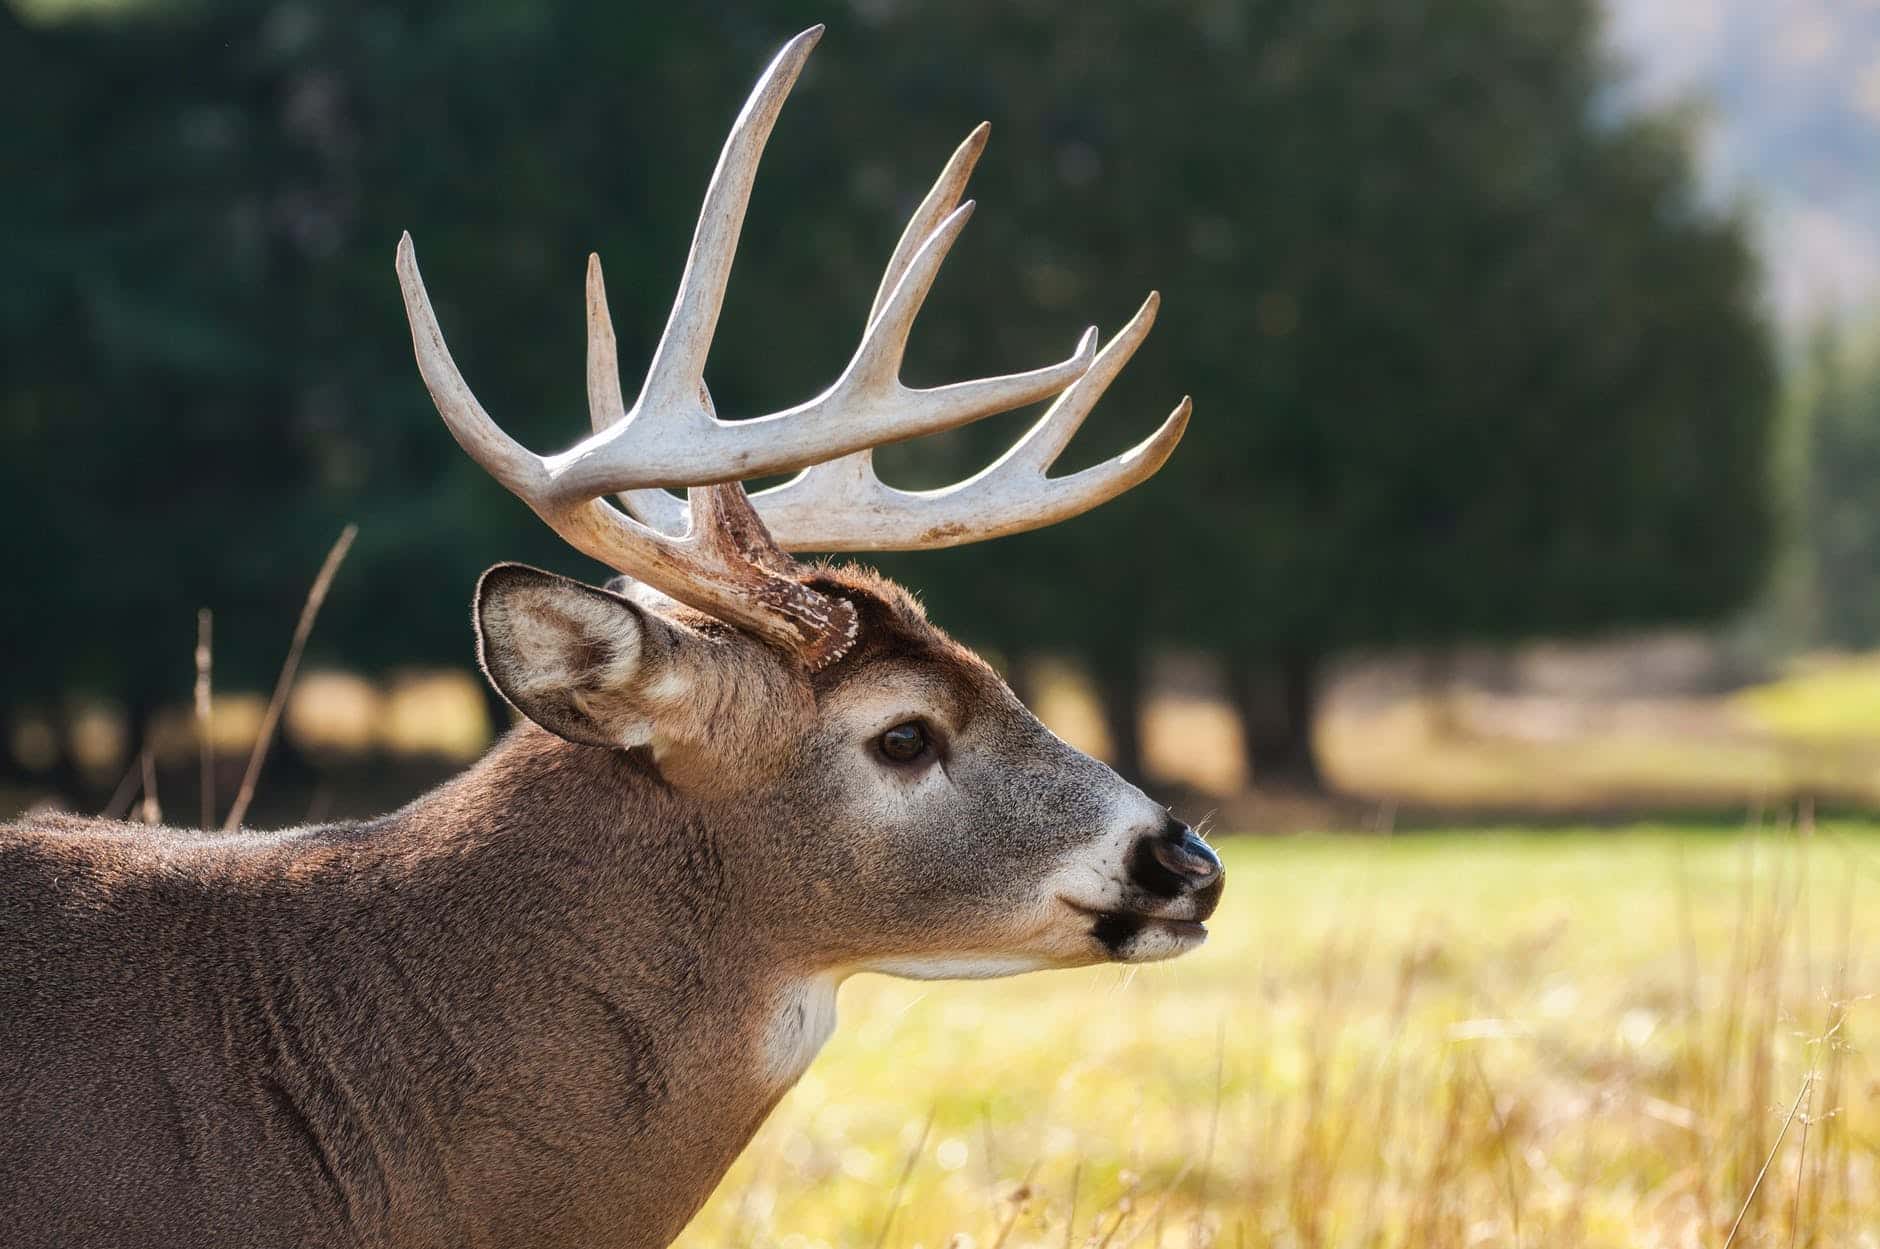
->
[877, 721, 929, 763]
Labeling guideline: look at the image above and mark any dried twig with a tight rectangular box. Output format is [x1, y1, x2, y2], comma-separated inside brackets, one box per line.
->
[137, 747, 160, 825]
[223, 524, 356, 831]
[101, 753, 143, 821]
[1722, 1071, 1813, 1249]
[1789, 1067, 1816, 1249]
[1091, 1204, 1130, 1249]
[194, 608, 214, 829]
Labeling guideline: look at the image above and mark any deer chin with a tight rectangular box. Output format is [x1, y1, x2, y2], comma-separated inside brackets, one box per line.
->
[864, 953, 1058, 981]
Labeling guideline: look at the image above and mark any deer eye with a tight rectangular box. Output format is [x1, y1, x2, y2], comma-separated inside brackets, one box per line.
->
[876, 721, 930, 763]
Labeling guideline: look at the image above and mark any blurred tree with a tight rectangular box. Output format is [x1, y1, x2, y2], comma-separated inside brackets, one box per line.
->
[0, 0, 1776, 797]
[809, 0, 1778, 789]
[0, 0, 781, 780]
[1793, 328, 1880, 648]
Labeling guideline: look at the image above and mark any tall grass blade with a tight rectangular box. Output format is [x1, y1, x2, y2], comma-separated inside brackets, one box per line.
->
[223, 524, 356, 831]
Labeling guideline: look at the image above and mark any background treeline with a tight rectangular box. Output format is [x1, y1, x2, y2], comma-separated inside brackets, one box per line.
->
[1, 0, 1783, 794]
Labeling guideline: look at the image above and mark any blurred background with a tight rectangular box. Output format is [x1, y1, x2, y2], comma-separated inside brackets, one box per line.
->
[6, 4, 1880, 1244]
[7, 0, 1878, 829]
[3, 0, 1876, 828]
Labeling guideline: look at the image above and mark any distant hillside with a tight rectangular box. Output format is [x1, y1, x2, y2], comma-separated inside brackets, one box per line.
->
[1607, 0, 1880, 325]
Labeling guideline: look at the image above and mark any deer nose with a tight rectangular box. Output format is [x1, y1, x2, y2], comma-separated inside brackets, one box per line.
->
[1149, 817, 1222, 888]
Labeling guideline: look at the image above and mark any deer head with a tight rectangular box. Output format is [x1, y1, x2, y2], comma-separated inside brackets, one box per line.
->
[394, 25, 1222, 984]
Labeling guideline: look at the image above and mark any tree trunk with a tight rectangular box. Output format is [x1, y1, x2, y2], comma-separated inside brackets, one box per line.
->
[1226, 652, 1325, 794]
[96, 691, 161, 821]
[1092, 653, 1146, 784]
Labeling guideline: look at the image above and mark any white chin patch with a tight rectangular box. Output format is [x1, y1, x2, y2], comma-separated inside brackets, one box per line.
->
[866, 954, 1056, 981]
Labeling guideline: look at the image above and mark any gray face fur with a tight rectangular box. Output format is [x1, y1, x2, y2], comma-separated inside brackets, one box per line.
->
[478, 562, 1223, 980]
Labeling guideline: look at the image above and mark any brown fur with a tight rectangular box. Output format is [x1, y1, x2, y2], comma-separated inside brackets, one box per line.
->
[0, 567, 1217, 1247]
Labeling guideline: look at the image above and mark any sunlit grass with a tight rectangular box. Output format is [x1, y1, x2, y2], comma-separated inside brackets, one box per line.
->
[678, 826, 1880, 1249]
[1738, 653, 1880, 743]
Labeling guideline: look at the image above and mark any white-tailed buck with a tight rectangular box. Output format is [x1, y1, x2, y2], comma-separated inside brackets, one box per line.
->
[0, 26, 1221, 1249]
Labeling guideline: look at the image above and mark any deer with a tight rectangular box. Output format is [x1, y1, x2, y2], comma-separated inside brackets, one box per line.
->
[0, 26, 1222, 1249]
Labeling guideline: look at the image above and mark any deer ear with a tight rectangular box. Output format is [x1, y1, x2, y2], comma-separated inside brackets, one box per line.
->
[474, 563, 698, 749]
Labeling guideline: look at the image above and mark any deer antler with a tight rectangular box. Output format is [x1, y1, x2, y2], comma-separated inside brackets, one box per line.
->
[398, 25, 1186, 668]
[605, 123, 1190, 550]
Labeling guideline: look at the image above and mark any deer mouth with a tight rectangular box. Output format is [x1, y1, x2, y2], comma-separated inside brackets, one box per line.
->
[1061, 900, 1210, 960]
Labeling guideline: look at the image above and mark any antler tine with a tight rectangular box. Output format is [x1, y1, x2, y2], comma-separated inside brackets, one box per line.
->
[743, 293, 1188, 551]
[587, 252, 630, 433]
[583, 20, 822, 437]
[867, 122, 990, 331]
[1001, 294, 1169, 474]
[397, 233, 554, 502]
[586, 254, 686, 535]
[636, 25, 823, 417]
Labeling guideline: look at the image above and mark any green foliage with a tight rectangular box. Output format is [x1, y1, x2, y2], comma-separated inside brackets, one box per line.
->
[0, 0, 1778, 719]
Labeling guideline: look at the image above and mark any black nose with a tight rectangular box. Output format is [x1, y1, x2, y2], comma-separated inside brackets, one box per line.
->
[1149, 817, 1222, 888]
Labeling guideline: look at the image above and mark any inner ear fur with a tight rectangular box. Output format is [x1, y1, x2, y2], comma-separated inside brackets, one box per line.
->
[474, 563, 693, 749]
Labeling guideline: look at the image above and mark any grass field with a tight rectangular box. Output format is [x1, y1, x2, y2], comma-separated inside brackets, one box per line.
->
[676, 824, 1880, 1249]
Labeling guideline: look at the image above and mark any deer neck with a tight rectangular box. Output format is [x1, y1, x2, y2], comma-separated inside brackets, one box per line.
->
[303, 725, 829, 1247]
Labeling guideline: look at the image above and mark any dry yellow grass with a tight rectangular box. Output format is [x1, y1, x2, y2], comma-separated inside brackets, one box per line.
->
[676, 824, 1879, 1249]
